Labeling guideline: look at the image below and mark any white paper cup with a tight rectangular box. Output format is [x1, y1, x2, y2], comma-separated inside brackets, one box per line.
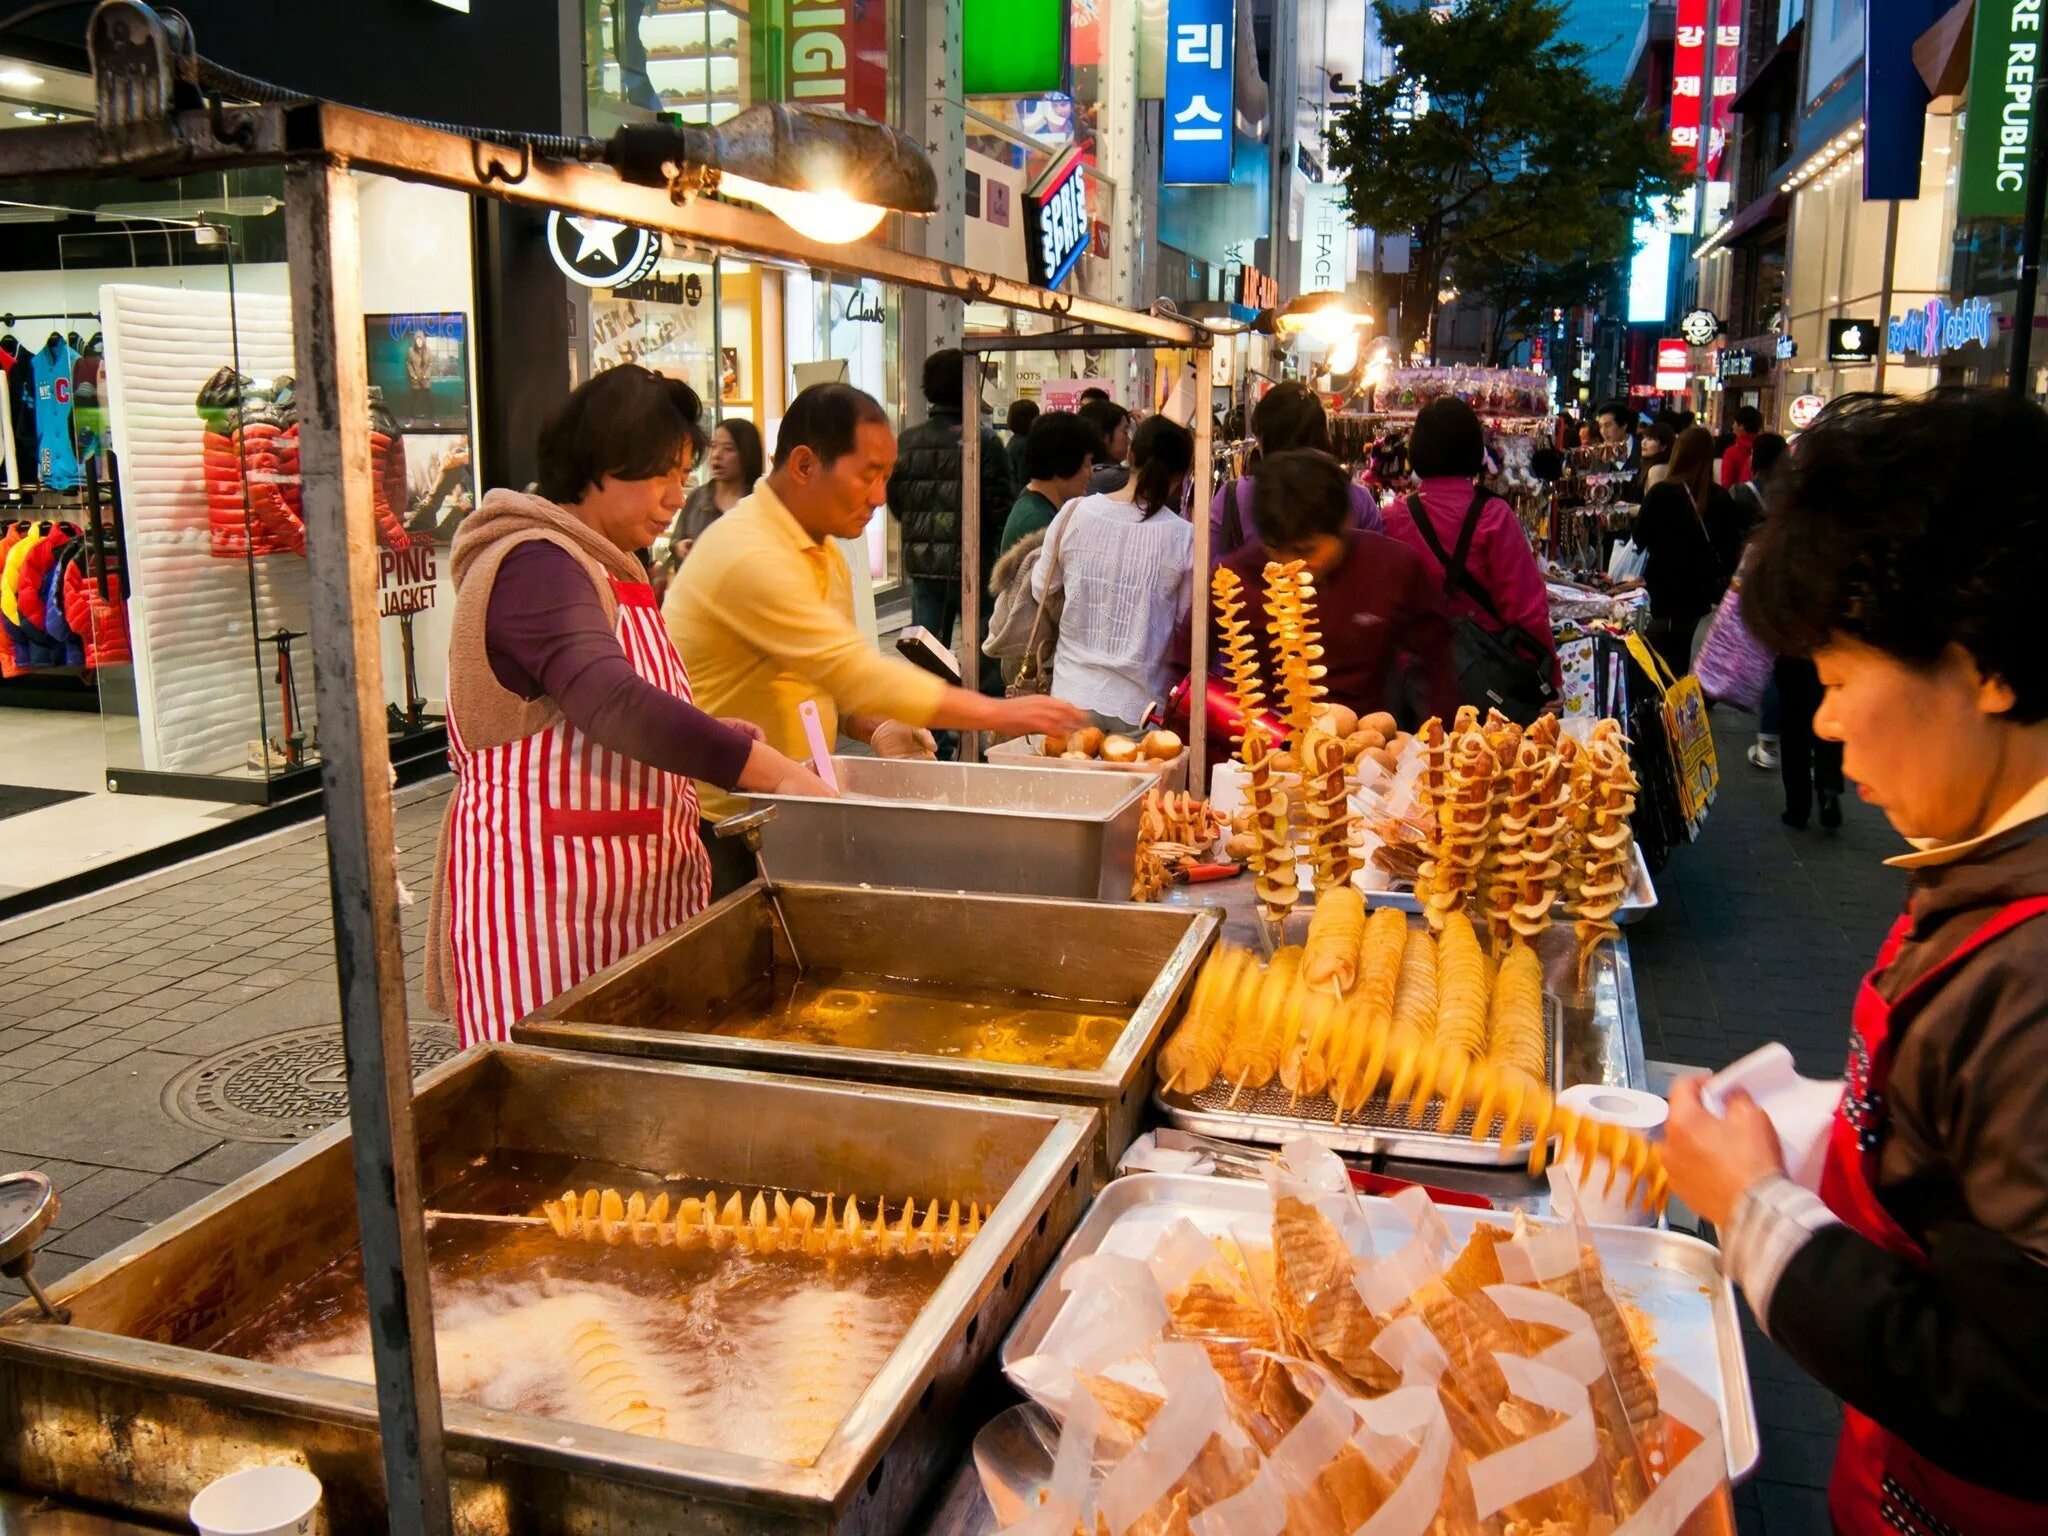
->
[189, 1465, 322, 1536]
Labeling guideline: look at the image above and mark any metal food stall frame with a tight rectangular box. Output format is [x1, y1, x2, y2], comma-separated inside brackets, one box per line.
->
[0, 18, 1209, 1533]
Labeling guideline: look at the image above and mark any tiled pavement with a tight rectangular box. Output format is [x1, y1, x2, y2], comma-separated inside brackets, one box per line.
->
[0, 718, 1912, 1531]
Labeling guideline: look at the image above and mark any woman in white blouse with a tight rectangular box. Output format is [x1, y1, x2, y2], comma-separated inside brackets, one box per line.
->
[1031, 415, 1196, 733]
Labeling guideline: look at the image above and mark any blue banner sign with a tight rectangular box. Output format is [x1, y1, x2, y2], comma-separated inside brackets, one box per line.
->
[1163, 0, 1235, 185]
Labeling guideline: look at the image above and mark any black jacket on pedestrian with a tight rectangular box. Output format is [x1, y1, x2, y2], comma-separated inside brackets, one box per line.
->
[886, 405, 1014, 584]
[1768, 812, 2048, 1495]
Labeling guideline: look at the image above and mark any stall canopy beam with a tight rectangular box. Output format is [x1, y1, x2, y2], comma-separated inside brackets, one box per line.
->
[283, 160, 453, 1536]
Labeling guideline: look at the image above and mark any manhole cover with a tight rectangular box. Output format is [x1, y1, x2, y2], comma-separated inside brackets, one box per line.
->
[164, 1023, 459, 1143]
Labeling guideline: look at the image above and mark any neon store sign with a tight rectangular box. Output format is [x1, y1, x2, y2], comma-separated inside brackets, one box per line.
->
[1886, 296, 1997, 358]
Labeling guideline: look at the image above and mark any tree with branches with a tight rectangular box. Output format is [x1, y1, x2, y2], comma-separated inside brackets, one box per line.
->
[1326, 0, 1682, 359]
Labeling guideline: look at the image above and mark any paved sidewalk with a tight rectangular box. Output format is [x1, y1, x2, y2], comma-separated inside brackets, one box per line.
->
[0, 716, 1914, 1534]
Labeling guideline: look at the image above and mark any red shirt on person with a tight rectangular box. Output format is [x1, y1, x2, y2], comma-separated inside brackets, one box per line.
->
[1721, 429, 1756, 489]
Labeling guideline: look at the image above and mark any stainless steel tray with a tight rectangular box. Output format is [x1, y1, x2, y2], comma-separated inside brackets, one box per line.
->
[1155, 991, 1563, 1165]
[1362, 843, 1659, 924]
[743, 756, 1152, 902]
[1001, 1172, 1758, 1483]
[0, 1046, 1098, 1536]
[518, 880, 1220, 1175]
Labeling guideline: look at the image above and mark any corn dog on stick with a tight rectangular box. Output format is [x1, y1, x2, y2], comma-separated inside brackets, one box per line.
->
[1301, 731, 1360, 892]
[1331, 907, 1408, 1120]
[1409, 717, 1451, 913]
[1241, 729, 1299, 925]
[1301, 885, 1365, 990]
[1223, 946, 1303, 1103]
[1211, 565, 1268, 732]
[539, 1188, 984, 1258]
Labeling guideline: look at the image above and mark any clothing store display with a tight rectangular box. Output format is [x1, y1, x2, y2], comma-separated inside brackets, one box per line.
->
[0, 337, 33, 488]
[31, 336, 79, 491]
[59, 543, 127, 667]
[198, 367, 304, 558]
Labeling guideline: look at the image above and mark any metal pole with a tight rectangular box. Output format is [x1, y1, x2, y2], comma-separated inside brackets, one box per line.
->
[283, 158, 452, 1536]
[2011, 81, 2048, 399]
[1873, 198, 1900, 394]
[1189, 351, 1214, 781]
[959, 348, 984, 763]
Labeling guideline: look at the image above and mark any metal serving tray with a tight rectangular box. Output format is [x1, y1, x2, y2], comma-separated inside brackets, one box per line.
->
[1362, 843, 1660, 924]
[742, 756, 1152, 902]
[1000, 1172, 1758, 1483]
[518, 880, 1219, 1175]
[1157, 991, 1563, 1165]
[0, 1046, 1097, 1536]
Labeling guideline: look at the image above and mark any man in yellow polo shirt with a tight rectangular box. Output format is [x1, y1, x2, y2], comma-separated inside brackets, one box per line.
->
[666, 382, 1086, 894]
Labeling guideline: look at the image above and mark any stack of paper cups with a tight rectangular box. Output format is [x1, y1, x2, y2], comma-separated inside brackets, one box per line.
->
[1555, 1084, 1670, 1228]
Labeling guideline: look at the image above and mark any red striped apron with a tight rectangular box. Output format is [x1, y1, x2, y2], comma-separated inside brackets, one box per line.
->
[444, 575, 712, 1047]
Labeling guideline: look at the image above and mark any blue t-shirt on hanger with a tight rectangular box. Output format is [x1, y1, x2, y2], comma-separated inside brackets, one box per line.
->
[31, 337, 79, 492]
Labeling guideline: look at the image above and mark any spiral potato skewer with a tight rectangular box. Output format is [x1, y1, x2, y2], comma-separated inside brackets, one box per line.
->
[1211, 565, 1267, 732]
[1331, 907, 1409, 1121]
[1573, 729, 1638, 987]
[1223, 945, 1304, 1103]
[1263, 559, 1327, 744]
[540, 1187, 983, 1259]
[1301, 885, 1365, 991]
[1409, 716, 1451, 913]
[1509, 739, 1572, 944]
[1241, 729, 1300, 925]
[1483, 740, 1542, 947]
[1302, 731, 1360, 892]
[1421, 732, 1497, 929]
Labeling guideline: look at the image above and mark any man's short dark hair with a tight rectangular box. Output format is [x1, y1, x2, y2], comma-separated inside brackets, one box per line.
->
[1007, 399, 1040, 435]
[1077, 398, 1130, 453]
[1743, 389, 2048, 720]
[1023, 410, 1103, 481]
[1409, 397, 1486, 478]
[536, 365, 705, 504]
[921, 348, 966, 409]
[1077, 386, 1111, 404]
[1596, 399, 1635, 432]
[1734, 405, 1765, 434]
[1250, 450, 1351, 551]
[772, 383, 891, 471]
[1750, 431, 1788, 482]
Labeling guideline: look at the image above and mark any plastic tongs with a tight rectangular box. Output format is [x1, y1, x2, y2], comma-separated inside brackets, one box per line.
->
[1140, 1129, 1494, 1209]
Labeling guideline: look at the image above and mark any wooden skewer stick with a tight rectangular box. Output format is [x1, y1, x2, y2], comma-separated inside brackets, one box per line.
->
[425, 1210, 550, 1227]
[1227, 1069, 1251, 1109]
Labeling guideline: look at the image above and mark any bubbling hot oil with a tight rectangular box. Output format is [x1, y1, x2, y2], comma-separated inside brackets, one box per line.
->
[209, 1151, 955, 1467]
[702, 965, 1128, 1070]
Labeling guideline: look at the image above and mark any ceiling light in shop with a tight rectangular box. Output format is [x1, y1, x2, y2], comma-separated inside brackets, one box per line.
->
[0, 66, 44, 87]
[13, 108, 73, 123]
[716, 173, 888, 245]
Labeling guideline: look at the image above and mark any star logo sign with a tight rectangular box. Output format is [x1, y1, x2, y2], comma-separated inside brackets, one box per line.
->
[546, 210, 662, 289]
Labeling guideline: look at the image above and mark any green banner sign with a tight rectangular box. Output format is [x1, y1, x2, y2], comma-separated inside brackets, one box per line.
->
[1960, 0, 2046, 219]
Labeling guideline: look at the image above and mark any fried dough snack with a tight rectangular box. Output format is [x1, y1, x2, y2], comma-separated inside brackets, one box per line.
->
[540, 1187, 982, 1259]
[1301, 884, 1365, 989]
[1241, 728, 1300, 923]
[1263, 558, 1327, 743]
[1301, 730, 1361, 891]
[1211, 564, 1267, 733]
[1572, 725, 1638, 986]
[1222, 944, 1303, 1102]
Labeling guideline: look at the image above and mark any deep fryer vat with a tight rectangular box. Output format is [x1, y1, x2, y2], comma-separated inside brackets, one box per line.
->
[0, 1044, 1096, 1535]
[516, 880, 1219, 1172]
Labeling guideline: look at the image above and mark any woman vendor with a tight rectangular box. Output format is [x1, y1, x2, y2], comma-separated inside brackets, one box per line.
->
[1662, 389, 2048, 1534]
[426, 366, 832, 1048]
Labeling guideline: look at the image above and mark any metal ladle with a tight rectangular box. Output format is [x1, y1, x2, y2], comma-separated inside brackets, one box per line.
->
[0, 1170, 68, 1322]
[713, 806, 803, 972]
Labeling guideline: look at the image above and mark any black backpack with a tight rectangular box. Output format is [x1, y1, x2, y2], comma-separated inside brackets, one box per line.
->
[1404, 488, 1560, 726]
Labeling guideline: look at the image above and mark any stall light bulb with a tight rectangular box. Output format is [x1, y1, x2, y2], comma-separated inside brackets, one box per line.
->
[1327, 329, 1362, 374]
[720, 173, 888, 245]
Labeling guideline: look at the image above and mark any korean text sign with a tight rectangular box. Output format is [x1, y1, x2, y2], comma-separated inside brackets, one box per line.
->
[1164, 0, 1234, 184]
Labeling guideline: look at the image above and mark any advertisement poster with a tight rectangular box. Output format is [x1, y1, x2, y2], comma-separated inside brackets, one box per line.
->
[365, 312, 470, 433]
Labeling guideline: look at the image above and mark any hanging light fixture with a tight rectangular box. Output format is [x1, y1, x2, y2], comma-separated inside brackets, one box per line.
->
[1269, 290, 1375, 344]
[605, 103, 937, 245]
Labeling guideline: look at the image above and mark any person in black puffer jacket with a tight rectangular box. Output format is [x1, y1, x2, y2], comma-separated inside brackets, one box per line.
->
[887, 348, 1014, 685]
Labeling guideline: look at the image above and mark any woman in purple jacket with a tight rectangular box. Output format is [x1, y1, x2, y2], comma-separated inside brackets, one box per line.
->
[1208, 381, 1380, 565]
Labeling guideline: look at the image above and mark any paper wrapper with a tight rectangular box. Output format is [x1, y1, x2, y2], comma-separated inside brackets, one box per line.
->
[995, 1154, 1736, 1535]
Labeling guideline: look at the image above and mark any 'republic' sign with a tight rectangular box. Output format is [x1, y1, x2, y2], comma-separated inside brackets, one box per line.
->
[1959, 0, 2045, 218]
[1163, 0, 1235, 184]
[1026, 152, 1091, 290]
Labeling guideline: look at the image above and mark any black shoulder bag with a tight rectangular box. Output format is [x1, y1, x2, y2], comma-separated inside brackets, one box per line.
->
[1404, 488, 1560, 725]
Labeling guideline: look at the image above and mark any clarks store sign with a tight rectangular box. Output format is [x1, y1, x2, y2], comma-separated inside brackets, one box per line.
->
[1959, 0, 2045, 218]
[1887, 296, 1997, 358]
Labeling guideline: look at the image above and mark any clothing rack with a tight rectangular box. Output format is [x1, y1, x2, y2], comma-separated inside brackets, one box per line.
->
[0, 311, 102, 327]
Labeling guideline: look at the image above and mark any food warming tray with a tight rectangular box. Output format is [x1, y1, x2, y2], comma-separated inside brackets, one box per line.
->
[741, 755, 1152, 902]
[517, 880, 1220, 1174]
[1000, 1172, 1758, 1483]
[0, 1045, 1097, 1536]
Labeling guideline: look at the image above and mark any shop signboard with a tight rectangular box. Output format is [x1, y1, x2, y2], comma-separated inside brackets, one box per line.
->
[1025, 150, 1091, 290]
[1788, 393, 1827, 430]
[1959, 0, 2046, 219]
[1670, 0, 1740, 178]
[786, 0, 888, 125]
[1163, 0, 1234, 184]
[1865, 1, 1946, 199]
[1655, 339, 1691, 391]
[963, 0, 1065, 96]
[1679, 307, 1722, 346]
[1717, 348, 1760, 380]
[1826, 317, 1881, 364]
[1886, 295, 1998, 358]
[1297, 183, 1357, 296]
[546, 213, 660, 290]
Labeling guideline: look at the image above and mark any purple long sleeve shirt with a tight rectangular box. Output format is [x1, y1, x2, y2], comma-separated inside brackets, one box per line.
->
[485, 541, 753, 789]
